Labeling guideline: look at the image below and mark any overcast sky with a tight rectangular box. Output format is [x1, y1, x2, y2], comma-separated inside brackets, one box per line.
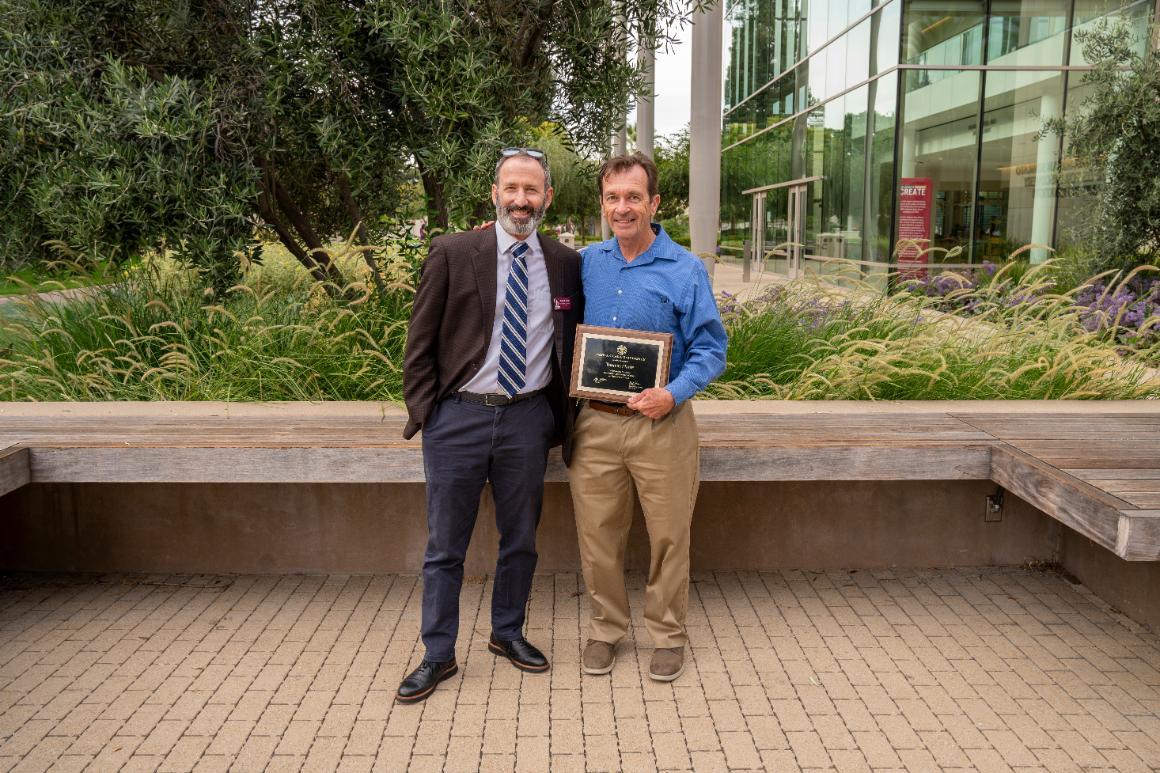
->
[649, 27, 694, 139]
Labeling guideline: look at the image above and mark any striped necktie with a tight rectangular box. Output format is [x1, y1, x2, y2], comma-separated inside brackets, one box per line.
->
[497, 241, 530, 397]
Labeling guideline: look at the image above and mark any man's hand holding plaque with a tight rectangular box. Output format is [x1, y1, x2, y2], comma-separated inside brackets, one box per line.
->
[569, 325, 674, 410]
[626, 387, 676, 419]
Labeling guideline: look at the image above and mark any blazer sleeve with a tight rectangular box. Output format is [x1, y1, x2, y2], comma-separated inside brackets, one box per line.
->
[402, 240, 450, 438]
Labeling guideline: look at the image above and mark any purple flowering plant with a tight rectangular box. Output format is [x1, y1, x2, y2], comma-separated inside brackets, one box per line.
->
[897, 259, 1159, 363]
[1073, 274, 1160, 348]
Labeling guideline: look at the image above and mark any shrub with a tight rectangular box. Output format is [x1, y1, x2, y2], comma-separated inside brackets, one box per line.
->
[2, 240, 1156, 401]
[711, 277, 1158, 400]
[0, 237, 422, 401]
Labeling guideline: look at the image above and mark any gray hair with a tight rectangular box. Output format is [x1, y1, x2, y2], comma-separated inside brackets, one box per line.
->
[494, 151, 552, 190]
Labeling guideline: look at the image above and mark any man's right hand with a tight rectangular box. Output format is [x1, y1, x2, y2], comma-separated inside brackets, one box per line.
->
[472, 221, 495, 231]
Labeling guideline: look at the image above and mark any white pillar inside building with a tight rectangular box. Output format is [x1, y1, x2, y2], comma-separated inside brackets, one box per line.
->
[900, 126, 917, 179]
[689, 1, 724, 279]
[1030, 92, 1061, 264]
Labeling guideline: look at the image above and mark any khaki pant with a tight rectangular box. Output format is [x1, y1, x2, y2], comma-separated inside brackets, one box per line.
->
[568, 401, 700, 648]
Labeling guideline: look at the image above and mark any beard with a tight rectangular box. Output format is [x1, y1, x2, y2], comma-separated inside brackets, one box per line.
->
[495, 199, 546, 238]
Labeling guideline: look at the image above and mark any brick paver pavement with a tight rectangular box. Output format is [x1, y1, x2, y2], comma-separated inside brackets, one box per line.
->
[2, 568, 1159, 772]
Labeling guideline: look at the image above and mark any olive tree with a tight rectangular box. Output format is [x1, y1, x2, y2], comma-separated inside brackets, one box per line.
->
[1055, 22, 1160, 266]
[1, 0, 702, 290]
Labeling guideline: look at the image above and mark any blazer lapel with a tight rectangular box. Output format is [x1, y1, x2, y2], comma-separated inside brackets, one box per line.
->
[540, 236, 569, 365]
[471, 227, 499, 348]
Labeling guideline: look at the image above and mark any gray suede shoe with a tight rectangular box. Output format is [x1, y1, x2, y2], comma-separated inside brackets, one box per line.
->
[648, 647, 685, 682]
[581, 639, 616, 675]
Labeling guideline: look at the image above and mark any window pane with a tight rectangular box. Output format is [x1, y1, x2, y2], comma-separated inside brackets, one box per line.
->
[808, 46, 829, 105]
[896, 69, 981, 262]
[830, 0, 851, 39]
[825, 35, 849, 101]
[846, 18, 872, 85]
[1070, 0, 1152, 64]
[902, 0, 985, 65]
[1053, 72, 1102, 248]
[723, 100, 756, 144]
[808, 0, 831, 52]
[801, 107, 827, 256]
[725, 1, 749, 109]
[986, 0, 1068, 65]
[874, 0, 901, 73]
[720, 145, 749, 254]
[974, 71, 1065, 261]
[774, 0, 807, 73]
[795, 59, 815, 110]
[868, 72, 898, 264]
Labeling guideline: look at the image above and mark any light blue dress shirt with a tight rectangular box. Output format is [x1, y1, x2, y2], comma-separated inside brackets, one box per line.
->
[581, 224, 727, 405]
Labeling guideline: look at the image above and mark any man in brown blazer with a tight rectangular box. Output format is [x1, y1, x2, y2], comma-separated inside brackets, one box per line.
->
[397, 148, 583, 703]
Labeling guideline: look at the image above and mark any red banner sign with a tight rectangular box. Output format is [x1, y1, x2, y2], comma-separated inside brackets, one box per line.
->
[897, 177, 933, 278]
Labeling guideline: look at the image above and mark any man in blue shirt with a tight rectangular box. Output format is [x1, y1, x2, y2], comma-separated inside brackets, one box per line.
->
[571, 152, 727, 682]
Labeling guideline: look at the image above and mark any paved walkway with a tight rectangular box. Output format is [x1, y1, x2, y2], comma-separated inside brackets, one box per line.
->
[1, 569, 1159, 772]
[712, 260, 786, 301]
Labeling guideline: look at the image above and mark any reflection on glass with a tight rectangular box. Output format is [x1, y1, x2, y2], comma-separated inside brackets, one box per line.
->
[805, 89, 870, 266]
[867, 72, 898, 264]
[846, 17, 872, 84]
[1053, 73, 1102, 249]
[986, 0, 1068, 65]
[825, 35, 849, 101]
[800, 107, 826, 258]
[763, 186, 792, 273]
[902, 0, 986, 65]
[875, 1, 902, 72]
[808, 0, 832, 52]
[719, 0, 1145, 265]
[975, 71, 1065, 262]
[1070, 0, 1151, 63]
[897, 70, 981, 261]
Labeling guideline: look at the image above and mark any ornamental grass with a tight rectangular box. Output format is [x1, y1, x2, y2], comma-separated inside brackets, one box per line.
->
[1, 244, 1157, 401]
[0, 242, 418, 401]
[711, 262, 1159, 400]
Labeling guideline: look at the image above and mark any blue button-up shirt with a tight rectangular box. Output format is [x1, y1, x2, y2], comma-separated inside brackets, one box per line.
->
[581, 224, 728, 405]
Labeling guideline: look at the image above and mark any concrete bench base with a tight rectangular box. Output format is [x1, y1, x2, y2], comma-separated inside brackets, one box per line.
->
[2, 401, 1158, 628]
[4, 478, 1158, 629]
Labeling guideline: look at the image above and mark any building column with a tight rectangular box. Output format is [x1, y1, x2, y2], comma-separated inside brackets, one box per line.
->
[899, 125, 917, 178]
[1030, 92, 1061, 263]
[603, 125, 628, 240]
[603, 0, 629, 241]
[636, 45, 656, 159]
[689, 0, 724, 279]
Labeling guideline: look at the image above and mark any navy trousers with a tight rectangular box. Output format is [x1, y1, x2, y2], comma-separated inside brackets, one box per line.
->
[420, 393, 555, 662]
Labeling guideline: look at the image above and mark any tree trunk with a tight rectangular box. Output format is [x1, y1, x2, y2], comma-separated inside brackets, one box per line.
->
[256, 163, 347, 295]
[418, 163, 450, 232]
[335, 172, 388, 296]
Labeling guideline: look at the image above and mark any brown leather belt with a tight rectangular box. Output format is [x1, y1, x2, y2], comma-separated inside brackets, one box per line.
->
[586, 399, 637, 417]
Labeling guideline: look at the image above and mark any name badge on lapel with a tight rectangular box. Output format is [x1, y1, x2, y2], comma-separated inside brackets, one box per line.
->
[553, 296, 573, 311]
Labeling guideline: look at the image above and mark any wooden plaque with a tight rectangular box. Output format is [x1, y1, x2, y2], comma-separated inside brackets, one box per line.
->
[569, 324, 673, 403]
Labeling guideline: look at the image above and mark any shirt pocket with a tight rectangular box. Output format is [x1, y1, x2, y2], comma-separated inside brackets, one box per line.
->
[634, 289, 674, 333]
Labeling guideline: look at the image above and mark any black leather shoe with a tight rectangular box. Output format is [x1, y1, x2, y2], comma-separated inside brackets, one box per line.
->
[396, 659, 458, 704]
[488, 634, 550, 672]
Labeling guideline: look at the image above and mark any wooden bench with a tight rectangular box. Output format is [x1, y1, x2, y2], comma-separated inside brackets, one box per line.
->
[1, 401, 1157, 561]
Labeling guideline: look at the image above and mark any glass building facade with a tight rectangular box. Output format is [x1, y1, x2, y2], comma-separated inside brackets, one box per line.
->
[719, 0, 1154, 274]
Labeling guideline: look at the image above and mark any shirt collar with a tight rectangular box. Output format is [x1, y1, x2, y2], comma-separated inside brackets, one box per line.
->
[599, 222, 675, 265]
[497, 226, 541, 257]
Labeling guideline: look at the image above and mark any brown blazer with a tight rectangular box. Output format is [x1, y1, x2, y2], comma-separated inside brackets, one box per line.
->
[402, 227, 584, 462]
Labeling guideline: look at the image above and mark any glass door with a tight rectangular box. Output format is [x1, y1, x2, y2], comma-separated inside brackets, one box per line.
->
[787, 183, 807, 278]
[746, 176, 822, 280]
